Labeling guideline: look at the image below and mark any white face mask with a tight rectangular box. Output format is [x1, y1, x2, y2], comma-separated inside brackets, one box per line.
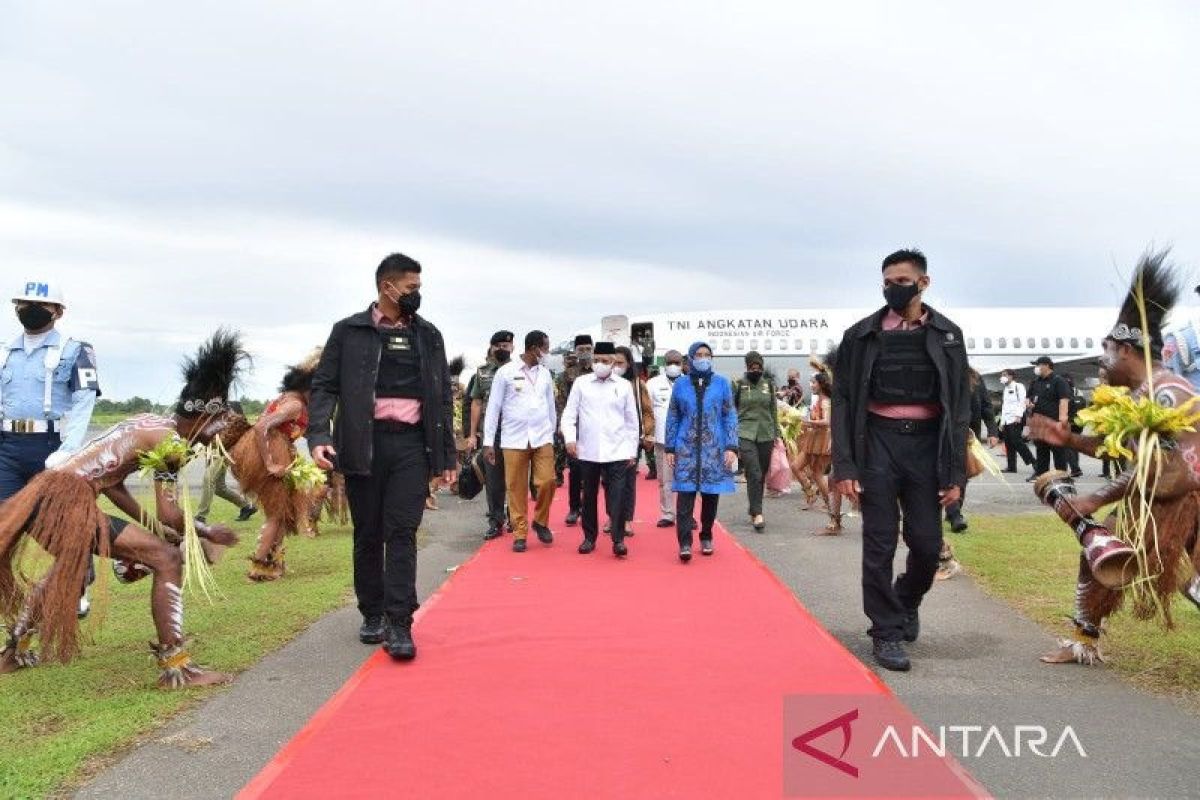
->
[665, 364, 682, 379]
[592, 362, 613, 379]
[537, 352, 549, 367]
[613, 365, 627, 378]
[1000, 376, 1010, 385]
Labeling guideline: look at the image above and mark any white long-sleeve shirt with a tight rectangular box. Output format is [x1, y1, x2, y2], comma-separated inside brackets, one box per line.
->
[1000, 381, 1027, 425]
[561, 372, 639, 463]
[645, 373, 680, 445]
[483, 360, 557, 449]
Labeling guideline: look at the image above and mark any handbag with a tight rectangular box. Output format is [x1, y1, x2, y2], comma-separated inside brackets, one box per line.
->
[965, 431, 984, 479]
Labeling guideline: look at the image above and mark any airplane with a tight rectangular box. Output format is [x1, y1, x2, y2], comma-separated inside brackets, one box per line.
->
[552, 308, 1117, 390]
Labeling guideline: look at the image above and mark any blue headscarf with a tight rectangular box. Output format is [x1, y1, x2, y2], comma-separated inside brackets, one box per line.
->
[688, 341, 713, 373]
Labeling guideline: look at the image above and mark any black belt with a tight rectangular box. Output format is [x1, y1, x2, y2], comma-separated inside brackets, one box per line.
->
[374, 419, 422, 434]
[867, 414, 940, 434]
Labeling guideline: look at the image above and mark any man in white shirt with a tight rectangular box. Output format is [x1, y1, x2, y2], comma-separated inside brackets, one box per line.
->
[484, 331, 559, 553]
[997, 368, 1034, 473]
[645, 349, 684, 528]
[561, 341, 639, 557]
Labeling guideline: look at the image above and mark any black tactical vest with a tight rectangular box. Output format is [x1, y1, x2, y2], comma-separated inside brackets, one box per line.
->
[376, 328, 422, 399]
[870, 328, 939, 404]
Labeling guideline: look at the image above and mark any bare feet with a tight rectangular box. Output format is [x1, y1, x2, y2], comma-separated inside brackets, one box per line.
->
[158, 668, 233, 689]
[1040, 638, 1103, 665]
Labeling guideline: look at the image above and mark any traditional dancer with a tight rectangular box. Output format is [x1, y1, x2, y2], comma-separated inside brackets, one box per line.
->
[1030, 250, 1200, 665]
[0, 330, 249, 687]
[805, 370, 835, 520]
[232, 349, 322, 581]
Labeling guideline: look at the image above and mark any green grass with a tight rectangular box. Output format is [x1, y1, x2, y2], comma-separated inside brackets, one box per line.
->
[955, 515, 1200, 703]
[0, 504, 358, 798]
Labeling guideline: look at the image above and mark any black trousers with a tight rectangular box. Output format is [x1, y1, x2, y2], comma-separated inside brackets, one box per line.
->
[580, 460, 628, 544]
[345, 425, 428, 625]
[676, 491, 719, 547]
[1001, 422, 1034, 471]
[1034, 440, 1067, 475]
[602, 460, 638, 525]
[739, 437, 775, 516]
[483, 433, 507, 526]
[860, 421, 943, 642]
[567, 456, 584, 513]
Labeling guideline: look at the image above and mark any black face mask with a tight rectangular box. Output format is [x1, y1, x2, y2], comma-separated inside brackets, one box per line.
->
[883, 282, 920, 313]
[787, 377, 798, 386]
[17, 305, 53, 331]
[745, 371, 762, 383]
[494, 348, 512, 363]
[398, 290, 422, 316]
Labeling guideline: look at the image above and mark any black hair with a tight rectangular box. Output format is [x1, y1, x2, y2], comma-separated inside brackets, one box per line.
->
[525, 330, 549, 351]
[812, 371, 832, 395]
[614, 345, 637, 380]
[448, 355, 466, 377]
[280, 364, 315, 394]
[375, 252, 422, 287]
[881, 248, 927, 274]
[176, 328, 252, 416]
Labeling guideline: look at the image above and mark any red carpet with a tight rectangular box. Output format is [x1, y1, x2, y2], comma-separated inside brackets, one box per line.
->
[240, 473, 986, 799]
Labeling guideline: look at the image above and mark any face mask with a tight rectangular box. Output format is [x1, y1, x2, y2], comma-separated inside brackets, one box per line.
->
[745, 371, 762, 383]
[788, 377, 798, 386]
[494, 348, 512, 363]
[537, 352, 549, 367]
[665, 364, 682, 379]
[692, 357, 712, 374]
[592, 362, 613, 379]
[883, 282, 920, 313]
[17, 305, 53, 331]
[397, 290, 421, 315]
[613, 365, 626, 377]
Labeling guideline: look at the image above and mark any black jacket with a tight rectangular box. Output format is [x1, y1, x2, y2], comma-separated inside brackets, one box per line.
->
[831, 305, 971, 490]
[306, 305, 456, 477]
[970, 380, 999, 440]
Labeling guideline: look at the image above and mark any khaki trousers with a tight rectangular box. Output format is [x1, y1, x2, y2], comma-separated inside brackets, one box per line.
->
[502, 443, 557, 539]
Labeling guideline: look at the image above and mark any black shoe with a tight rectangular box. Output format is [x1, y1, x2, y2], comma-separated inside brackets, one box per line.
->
[700, 539, 714, 556]
[236, 504, 258, 522]
[578, 539, 596, 554]
[359, 615, 386, 645]
[565, 510, 580, 526]
[948, 515, 968, 534]
[1070, 470, 1084, 478]
[1000, 468, 1017, 474]
[384, 620, 416, 660]
[656, 518, 674, 528]
[613, 541, 628, 558]
[512, 538, 527, 553]
[483, 522, 503, 540]
[902, 610, 920, 643]
[872, 639, 911, 671]
[533, 523, 554, 544]
[679, 545, 692, 562]
[194, 514, 207, 525]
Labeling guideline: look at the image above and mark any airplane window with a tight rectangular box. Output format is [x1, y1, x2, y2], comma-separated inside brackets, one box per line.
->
[826, 340, 834, 350]
[735, 340, 744, 350]
[1070, 337, 1079, 348]
[1085, 338, 1094, 348]
[984, 338, 992, 349]
[810, 339, 818, 352]
[764, 340, 773, 351]
[1027, 337, 1035, 349]
[967, 337, 975, 349]
[1055, 337, 1063, 348]
[1041, 337, 1049, 348]
[750, 340, 759, 351]
[998, 337, 1007, 348]
[794, 340, 804, 350]
[722, 340, 731, 351]
[779, 340, 788, 350]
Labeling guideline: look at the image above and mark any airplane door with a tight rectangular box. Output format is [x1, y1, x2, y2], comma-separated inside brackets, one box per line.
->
[601, 315, 630, 348]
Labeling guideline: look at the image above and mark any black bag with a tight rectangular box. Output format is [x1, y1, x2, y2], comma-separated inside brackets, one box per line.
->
[457, 450, 487, 500]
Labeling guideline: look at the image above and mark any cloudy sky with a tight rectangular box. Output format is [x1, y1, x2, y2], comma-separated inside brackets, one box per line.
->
[2, 2, 1197, 400]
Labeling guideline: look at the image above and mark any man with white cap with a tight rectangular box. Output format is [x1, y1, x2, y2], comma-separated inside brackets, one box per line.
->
[1, 280, 101, 609]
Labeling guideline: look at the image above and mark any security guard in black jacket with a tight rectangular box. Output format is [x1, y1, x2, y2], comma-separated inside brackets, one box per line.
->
[308, 253, 457, 662]
[832, 249, 970, 672]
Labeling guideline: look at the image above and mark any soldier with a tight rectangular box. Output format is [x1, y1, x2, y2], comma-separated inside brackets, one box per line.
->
[555, 334, 593, 525]
[468, 331, 515, 540]
[1, 280, 101, 616]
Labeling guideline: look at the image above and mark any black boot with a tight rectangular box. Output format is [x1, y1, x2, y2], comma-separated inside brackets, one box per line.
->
[872, 639, 910, 671]
[384, 619, 416, 661]
[358, 615, 386, 645]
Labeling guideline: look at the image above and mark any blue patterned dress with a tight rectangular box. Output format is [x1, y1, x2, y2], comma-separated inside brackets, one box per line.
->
[664, 372, 738, 494]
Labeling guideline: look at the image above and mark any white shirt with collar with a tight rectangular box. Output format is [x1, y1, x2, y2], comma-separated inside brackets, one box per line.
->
[1000, 380, 1027, 425]
[561, 372, 639, 463]
[645, 372, 680, 445]
[482, 359, 557, 449]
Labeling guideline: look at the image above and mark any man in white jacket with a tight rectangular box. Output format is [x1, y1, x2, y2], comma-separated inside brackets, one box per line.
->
[645, 349, 685, 528]
[998, 369, 1034, 473]
[561, 341, 639, 557]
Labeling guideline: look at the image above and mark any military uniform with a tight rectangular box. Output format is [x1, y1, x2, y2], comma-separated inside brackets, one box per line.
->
[471, 332, 514, 535]
[555, 363, 590, 519]
[1, 284, 100, 502]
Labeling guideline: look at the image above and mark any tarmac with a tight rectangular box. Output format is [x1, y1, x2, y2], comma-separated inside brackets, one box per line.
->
[75, 464, 1200, 799]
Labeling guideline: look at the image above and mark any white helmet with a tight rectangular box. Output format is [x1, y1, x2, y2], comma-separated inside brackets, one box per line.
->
[12, 281, 66, 307]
